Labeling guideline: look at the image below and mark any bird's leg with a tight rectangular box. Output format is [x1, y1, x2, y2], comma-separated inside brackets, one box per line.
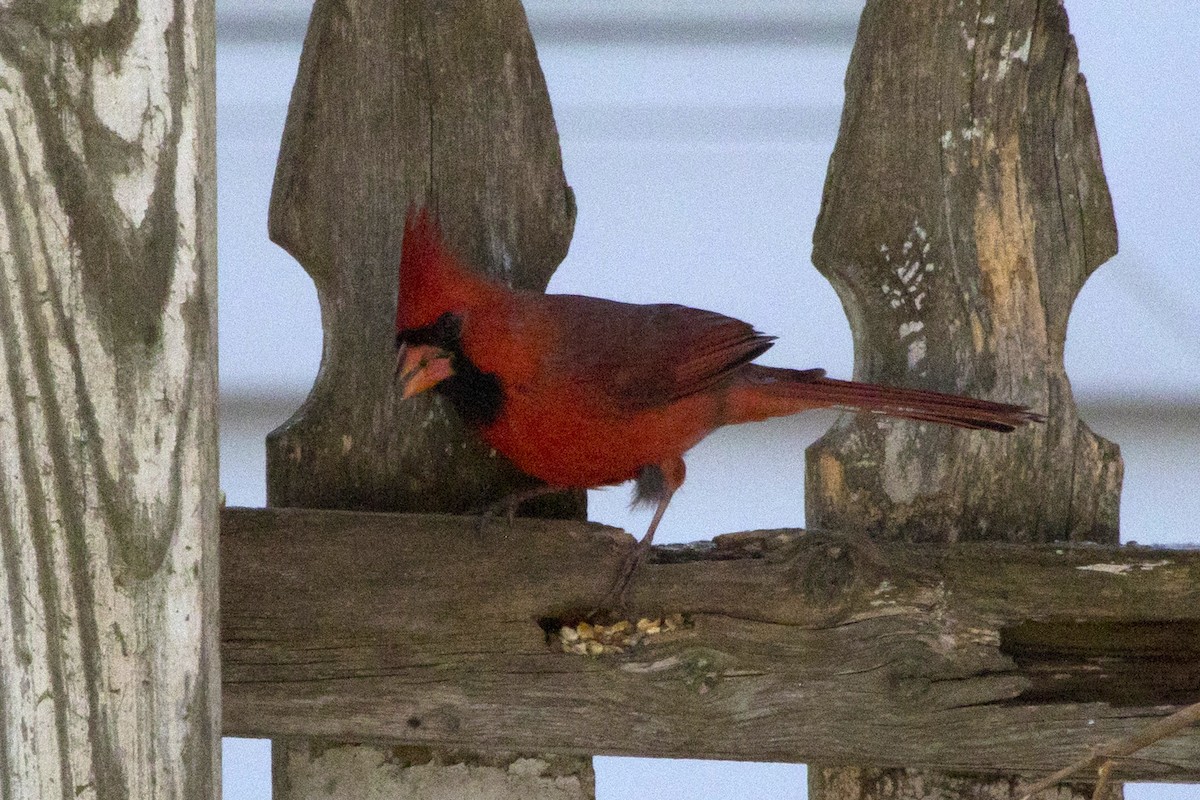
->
[473, 483, 564, 535]
[601, 490, 673, 608]
[597, 458, 685, 612]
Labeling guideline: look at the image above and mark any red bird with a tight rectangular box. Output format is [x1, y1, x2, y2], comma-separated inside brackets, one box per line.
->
[395, 209, 1041, 603]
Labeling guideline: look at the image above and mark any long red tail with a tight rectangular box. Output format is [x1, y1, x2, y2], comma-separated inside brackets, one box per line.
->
[729, 365, 1043, 432]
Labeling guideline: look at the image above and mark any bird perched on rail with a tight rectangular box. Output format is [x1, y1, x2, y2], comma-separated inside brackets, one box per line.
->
[394, 208, 1041, 606]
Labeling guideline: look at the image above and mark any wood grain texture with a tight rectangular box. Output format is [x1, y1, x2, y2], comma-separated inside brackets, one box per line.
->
[221, 507, 1200, 781]
[807, 0, 1120, 546]
[806, 1, 1125, 798]
[808, 768, 1118, 800]
[0, 1, 219, 797]
[264, 0, 590, 795]
[265, 0, 583, 519]
[273, 742, 595, 800]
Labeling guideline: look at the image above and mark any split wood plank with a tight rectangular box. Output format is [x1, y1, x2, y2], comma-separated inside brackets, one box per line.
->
[222, 508, 1200, 782]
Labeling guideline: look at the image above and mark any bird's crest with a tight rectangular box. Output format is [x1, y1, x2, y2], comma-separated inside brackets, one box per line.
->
[396, 207, 493, 332]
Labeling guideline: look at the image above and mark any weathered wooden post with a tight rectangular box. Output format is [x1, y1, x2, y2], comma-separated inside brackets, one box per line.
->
[265, 0, 591, 797]
[807, 1, 1121, 798]
[0, 1, 219, 798]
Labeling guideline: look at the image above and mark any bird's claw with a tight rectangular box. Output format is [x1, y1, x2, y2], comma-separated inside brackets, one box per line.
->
[591, 539, 652, 617]
[471, 486, 562, 536]
[473, 498, 519, 536]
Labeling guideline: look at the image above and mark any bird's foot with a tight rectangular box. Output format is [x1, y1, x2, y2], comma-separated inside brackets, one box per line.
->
[472, 496, 519, 536]
[470, 484, 563, 536]
[591, 538, 653, 617]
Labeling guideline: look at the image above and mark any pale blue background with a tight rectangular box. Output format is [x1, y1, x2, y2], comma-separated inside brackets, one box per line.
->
[215, 2, 1199, 797]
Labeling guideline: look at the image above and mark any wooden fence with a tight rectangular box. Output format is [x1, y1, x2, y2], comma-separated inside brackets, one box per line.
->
[1, 1, 1195, 799]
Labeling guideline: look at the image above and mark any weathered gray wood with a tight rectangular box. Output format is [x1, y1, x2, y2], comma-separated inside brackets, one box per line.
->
[808, 769, 1117, 800]
[264, 0, 590, 796]
[806, 1, 1123, 798]
[273, 742, 595, 800]
[221, 507, 1200, 782]
[0, 1, 219, 798]
[808, 0, 1120, 545]
[266, 0, 583, 518]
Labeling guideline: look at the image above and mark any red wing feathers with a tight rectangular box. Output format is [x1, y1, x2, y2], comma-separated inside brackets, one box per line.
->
[538, 296, 775, 412]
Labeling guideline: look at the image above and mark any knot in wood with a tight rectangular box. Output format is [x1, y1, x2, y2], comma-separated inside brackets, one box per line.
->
[783, 530, 889, 609]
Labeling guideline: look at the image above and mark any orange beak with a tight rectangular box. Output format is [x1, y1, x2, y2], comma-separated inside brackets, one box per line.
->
[395, 343, 455, 399]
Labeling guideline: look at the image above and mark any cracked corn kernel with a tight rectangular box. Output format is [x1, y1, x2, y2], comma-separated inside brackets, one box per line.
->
[557, 614, 688, 656]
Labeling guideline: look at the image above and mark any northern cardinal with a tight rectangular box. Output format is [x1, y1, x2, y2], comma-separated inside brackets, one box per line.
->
[395, 208, 1041, 604]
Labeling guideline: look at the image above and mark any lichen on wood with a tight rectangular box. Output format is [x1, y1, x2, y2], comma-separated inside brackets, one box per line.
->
[807, 0, 1121, 546]
[806, 1, 1126, 798]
